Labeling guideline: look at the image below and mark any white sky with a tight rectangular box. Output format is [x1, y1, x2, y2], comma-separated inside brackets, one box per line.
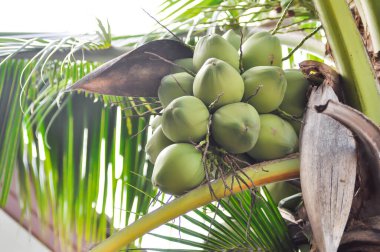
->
[0, 0, 158, 35]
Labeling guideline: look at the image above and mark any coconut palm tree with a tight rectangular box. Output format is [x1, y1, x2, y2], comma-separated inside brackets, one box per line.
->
[0, 0, 379, 251]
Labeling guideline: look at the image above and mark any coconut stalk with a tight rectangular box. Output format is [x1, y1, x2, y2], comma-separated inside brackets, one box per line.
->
[90, 156, 300, 251]
[311, 0, 380, 124]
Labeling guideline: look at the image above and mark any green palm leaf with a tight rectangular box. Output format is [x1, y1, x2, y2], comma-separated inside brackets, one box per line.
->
[0, 28, 158, 249]
[0, 59, 30, 205]
[147, 188, 295, 251]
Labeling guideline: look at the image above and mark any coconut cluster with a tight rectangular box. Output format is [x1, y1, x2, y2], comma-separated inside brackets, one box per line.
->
[146, 30, 309, 196]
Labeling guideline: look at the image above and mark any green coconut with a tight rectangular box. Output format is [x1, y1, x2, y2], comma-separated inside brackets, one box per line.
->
[145, 125, 174, 164]
[265, 181, 301, 207]
[247, 114, 298, 161]
[222, 29, 241, 50]
[279, 69, 310, 117]
[193, 34, 240, 71]
[152, 143, 205, 195]
[150, 114, 162, 133]
[212, 103, 260, 154]
[242, 66, 287, 113]
[170, 58, 196, 74]
[242, 31, 282, 69]
[194, 58, 244, 110]
[158, 72, 194, 108]
[162, 96, 210, 143]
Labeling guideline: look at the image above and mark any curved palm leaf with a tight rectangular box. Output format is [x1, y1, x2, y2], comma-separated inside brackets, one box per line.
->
[0, 30, 158, 249]
[157, 0, 317, 39]
[147, 187, 295, 251]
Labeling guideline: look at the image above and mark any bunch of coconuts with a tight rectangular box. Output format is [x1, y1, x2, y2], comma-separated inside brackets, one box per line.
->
[145, 30, 309, 196]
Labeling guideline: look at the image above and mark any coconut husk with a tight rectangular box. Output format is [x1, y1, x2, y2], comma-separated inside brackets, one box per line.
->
[299, 61, 357, 252]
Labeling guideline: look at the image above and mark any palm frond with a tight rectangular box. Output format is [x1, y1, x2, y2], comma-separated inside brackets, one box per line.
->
[154, 0, 320, 48]
[0, 54, 157, 250]
[148, 188, 295, 251]
[0, 59, 31, 205]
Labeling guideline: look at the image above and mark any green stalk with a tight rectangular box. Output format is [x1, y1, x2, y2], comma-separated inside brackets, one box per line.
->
[312, 0, 380, 124]
[277, 32, 326, 59]
[91, 156, 300, 252]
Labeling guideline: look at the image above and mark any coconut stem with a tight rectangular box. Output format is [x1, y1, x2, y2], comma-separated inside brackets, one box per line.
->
[275, 108, 304, 123]
[208, 93, 224, 110]
[282, 25, 322, 61]
[201, 115, 218, 198]
[144, 51, 196, 76]
[91, 156, 300, 252]
[271, 0, 294, 35]
[142, 9, 183, 43]
[243, 84, 263, 103]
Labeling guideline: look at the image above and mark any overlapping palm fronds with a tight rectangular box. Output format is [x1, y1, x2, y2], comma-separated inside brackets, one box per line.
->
[156, 0, 317, 44]
[148, 187, 295, 251]
[0, 25, 159, 249]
